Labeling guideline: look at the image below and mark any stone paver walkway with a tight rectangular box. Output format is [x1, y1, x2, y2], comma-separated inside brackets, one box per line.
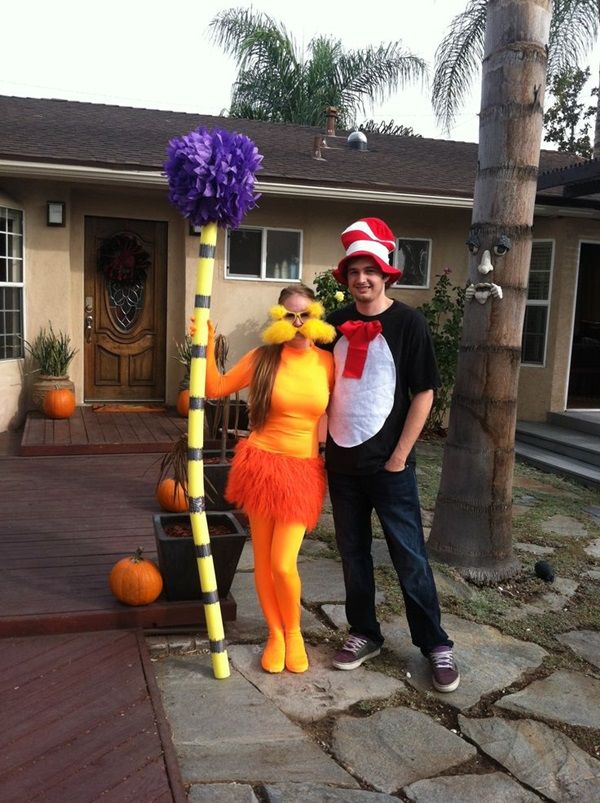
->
[149, 456, 600, 801]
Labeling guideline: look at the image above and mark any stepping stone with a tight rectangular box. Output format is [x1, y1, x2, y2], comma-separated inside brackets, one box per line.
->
[503, 576, 579, 620]
[300, 539, 334, 558]
[514, 475, 577, 495]
[584, 537, 600, 559]
[372, 538, 392, 567]
[404, 771, 541, 802]
[313, 511, 335, 534]
[512, 504, 534, 519]
[584, 569, 600, 580]
[557, 630, 600, 670]
[513, 494, 538, 507]
[459, 715, 600, 802]
[229, 643, 403, 722]
[332, 707, 476, 793]
[541, 515, 588, 539]
[225, 572, 328, 643]
[583, 504, 600, 525]
[264, 783, 399, 801]
[188, 783, 259, 802]
[495, 670, 600, 729]
[514, 542, 555, 556]
[298, 558, 348, 605]
[237, 540, 254, 572]
[421, 509, 433, 527]
[324, 607, 547, 710]
[154, 655, 357, 787]
[431, 567, 477, 600]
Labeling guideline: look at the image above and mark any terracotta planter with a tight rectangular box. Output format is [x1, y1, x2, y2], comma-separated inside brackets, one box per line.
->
[153, 511, 247, 601]
[31, 375, 75, 412]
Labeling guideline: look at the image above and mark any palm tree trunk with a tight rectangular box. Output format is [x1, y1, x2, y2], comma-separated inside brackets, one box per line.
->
[595, 10, 600, 158]
[427, 0, 553, 583]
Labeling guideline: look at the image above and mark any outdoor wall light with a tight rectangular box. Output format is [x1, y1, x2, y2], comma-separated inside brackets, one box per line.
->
[47, 201, 65, 227]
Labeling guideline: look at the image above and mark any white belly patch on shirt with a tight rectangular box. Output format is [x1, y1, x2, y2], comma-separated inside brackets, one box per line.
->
[328, 335, 396, 447]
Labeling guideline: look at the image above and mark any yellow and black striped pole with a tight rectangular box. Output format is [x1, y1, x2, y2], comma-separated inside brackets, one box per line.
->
[187, 221, 229, 679]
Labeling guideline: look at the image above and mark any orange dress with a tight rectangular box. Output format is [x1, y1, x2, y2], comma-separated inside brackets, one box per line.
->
[206, 341, 334, 530]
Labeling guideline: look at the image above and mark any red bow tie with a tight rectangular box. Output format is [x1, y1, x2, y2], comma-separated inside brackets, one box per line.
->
[338, 320, 382, 379]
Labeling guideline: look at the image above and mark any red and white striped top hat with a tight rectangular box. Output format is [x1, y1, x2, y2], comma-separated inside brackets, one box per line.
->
[332, 217, 401, 285]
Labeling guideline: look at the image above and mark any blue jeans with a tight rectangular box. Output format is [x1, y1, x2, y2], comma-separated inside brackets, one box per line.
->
[327, 466, 451, 654]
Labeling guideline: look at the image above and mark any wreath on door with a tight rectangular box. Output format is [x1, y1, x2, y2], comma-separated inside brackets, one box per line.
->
[97, 233, 151, 285]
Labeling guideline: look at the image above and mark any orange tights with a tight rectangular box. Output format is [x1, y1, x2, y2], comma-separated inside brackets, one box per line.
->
[249, 512, 308, 673]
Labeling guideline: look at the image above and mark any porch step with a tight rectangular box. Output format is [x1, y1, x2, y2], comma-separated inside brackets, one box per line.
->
[515, 421, 600, 467]
[515, 420, 600, 489]
[547, 410, 600, 437]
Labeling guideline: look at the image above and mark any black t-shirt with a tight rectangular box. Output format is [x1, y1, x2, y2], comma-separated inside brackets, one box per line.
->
[323, 300, 440, 475]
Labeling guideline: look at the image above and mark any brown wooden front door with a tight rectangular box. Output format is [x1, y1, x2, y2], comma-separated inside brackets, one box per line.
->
[84, 216, 167, 402]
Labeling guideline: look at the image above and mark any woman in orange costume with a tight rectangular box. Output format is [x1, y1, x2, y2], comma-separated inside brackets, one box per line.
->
[206, 285, 335, 674]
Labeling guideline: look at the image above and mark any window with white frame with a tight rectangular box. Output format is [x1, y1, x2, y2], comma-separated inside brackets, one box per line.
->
[226, 226, 302, 281]
[393, 238, 431, 288]
[0, 206, 24, 360]
[521, 240, 554, 366]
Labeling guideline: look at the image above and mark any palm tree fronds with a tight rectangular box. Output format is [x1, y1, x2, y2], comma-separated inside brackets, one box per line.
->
[209, 8, 426, 129]
[432, 0, 487, 133]
[547, 0, 599, 78]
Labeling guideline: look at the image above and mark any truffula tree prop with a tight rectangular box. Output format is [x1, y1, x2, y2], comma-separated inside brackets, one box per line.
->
[164, 128, 262, 679]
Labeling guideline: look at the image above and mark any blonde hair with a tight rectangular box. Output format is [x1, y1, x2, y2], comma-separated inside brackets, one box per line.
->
[248, 284, 316, 431]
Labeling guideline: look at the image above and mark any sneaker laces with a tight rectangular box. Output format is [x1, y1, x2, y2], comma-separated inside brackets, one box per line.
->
[430, 648, 454, 669]
[342, 634, 368, 655]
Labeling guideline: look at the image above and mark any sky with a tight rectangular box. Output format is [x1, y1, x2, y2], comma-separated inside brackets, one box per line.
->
[2, 0, 599, 145]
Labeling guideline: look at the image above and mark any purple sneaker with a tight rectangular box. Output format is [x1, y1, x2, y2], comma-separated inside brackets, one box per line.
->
[429, 646, 460, 692]
[332, 634, 381, 670]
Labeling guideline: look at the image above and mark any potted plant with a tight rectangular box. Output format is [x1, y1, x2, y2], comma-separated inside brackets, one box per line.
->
[154, 325, 251, 602]
[172, 330, 193, 417]
[156, 432, 189, 512]
[204, 331, 249, 452]
[153, 511, 246, 601]
[154, 431, 247, 600]
[24, 323, 77, 412]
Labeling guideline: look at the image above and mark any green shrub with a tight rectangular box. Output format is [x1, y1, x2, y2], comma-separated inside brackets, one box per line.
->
[24, 324, 77, 376]
[417, 270, 465, 434]
[313, 270, 352, 315]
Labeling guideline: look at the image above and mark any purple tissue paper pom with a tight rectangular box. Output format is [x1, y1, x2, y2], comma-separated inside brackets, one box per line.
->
[164, 127, 263, 229]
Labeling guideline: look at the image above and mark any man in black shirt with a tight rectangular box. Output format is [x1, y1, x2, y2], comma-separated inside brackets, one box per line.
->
[324, 217, 460, 693]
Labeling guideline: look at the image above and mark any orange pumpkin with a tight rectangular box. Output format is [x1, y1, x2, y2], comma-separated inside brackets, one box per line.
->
[43, 387, 76, 419]
[109, 547, 163, 606]
[176, 389, 190, 417]
[157, 478, 188, 512]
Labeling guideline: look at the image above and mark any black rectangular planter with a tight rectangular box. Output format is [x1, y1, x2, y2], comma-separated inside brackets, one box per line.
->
[204, 461, 234, 511]
[153, 511, 247, 602]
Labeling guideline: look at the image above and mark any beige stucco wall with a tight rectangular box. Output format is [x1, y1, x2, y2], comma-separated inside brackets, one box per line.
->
[517, 214, 600, 420]
[204, 198, 472, 364]
[1, 174, 599, 434]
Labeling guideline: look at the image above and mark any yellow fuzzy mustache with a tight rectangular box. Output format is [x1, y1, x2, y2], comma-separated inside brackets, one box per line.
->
[262, 302, 336, 344]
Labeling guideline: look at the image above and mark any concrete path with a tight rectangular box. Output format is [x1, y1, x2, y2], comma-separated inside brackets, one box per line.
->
[148, 462, 600, 801]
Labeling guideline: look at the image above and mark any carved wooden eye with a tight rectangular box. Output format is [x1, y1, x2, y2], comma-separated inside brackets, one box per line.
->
[466, 234, 480, 255]
[493, 235, 512, 256]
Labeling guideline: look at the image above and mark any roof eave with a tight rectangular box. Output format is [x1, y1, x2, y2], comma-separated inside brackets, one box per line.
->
[2, 158, 600, 218]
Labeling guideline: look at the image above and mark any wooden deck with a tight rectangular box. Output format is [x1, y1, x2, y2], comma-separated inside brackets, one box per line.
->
[20, 405, 188, 456]
[0, 630, 186, 802]
[0, 434, 238, 799]
[0, 452, 236, 637]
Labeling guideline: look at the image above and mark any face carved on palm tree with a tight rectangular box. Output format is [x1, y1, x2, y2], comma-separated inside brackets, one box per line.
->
[465, 228, 511, 304]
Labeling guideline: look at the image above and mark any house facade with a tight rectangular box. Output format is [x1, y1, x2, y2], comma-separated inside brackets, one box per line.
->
[1, 96, 598, 433]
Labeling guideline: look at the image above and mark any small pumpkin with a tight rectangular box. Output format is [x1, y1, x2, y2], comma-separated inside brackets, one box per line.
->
[157, 477, 188, 512]
[176, 388, 190, 417]
[109, 547, 163, 606]
[43, 387, 76, 419]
